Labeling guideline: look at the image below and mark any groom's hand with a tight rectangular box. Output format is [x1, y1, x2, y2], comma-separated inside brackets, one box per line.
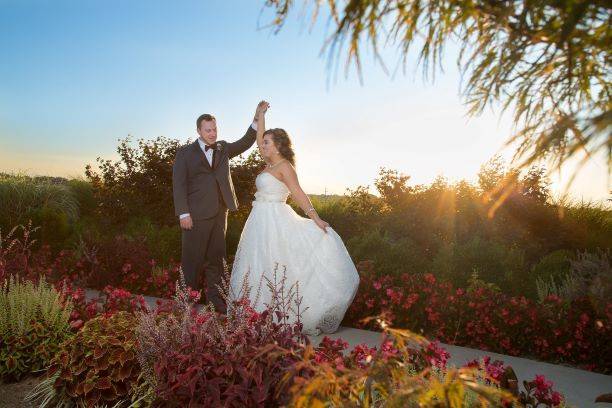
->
[180, 215, 193, 230]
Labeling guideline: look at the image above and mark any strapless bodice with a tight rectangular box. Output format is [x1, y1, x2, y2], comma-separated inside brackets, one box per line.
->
[253, 172, 290, 203]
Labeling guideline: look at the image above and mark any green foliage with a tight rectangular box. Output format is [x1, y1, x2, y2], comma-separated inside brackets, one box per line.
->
[560, 198, 612, 249]
[374, 168, 413, 210]
[47, 312, 141, 408]
[333, 185, 384, 239]
[431, 237, 527, 295]
[0, 275, 73, 382]
[347, 229, 427, 277]
[266, 0, 611, 182]
[531, 250, 573, 287]
[123, 217, 181, 264]
[4, 140, 610, 303]
[66, 178, 96, 218]
[0, 174, 79, 247]
[536, 249, 611, 312]
[339, 163, 611, 299]
[85, 136, 181, 227]
[84, 138, 265, 258]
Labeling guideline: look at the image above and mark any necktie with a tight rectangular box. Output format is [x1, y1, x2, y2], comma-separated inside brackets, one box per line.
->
[205, 144, 216, 152]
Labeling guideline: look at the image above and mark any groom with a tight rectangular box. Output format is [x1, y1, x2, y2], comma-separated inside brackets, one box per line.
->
[172, 102, 267, 313]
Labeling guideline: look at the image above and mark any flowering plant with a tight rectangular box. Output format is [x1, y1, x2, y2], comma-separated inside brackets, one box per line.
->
[346, 261, 611, 373]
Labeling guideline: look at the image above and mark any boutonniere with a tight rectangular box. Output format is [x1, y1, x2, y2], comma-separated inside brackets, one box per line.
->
[215, 143, 224, 152]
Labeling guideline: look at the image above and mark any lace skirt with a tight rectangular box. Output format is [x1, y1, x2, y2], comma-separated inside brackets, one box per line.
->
[229, 201, 360, 335]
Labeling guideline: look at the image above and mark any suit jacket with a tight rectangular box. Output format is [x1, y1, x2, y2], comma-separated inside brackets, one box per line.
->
[172, 126, 257, 220]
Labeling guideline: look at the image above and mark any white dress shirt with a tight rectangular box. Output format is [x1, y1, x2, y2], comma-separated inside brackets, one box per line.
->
[179, 121, 258, 220]
[199, 138, 215, 166]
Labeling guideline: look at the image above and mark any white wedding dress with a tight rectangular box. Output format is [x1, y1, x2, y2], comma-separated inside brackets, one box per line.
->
[229, 171, 360, 335]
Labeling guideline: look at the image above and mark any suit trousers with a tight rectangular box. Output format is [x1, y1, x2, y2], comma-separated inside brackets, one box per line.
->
[181, 200, 228, 314]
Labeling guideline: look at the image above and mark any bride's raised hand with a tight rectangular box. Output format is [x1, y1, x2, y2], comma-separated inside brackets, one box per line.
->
[253, 101, 265, 122]
[255, 100, 269, 119]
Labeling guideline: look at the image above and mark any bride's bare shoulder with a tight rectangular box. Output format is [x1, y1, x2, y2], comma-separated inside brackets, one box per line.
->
[278, 160, 296, 175]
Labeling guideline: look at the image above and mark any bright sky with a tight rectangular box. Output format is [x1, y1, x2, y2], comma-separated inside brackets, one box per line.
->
[1, 0, 609, 204]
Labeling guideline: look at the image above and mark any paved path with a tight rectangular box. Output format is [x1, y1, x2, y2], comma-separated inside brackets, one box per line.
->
[87, 290, 612, 407]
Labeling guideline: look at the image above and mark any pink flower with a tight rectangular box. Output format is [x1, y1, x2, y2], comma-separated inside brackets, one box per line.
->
[188, 289, 201, 302]
[380, 340, 399, 359]
[350, 343, 377, 368]
[534, 374, 552, 392]
[425, 341, 450, 369]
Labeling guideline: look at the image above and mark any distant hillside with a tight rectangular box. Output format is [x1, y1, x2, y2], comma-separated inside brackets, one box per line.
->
[308, 193, 344, 203]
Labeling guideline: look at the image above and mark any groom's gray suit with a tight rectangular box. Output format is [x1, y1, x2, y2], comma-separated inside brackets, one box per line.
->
[172, 125, 257, 312]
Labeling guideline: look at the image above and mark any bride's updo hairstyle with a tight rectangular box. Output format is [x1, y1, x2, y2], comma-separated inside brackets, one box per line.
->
[264, 128, 296, 166]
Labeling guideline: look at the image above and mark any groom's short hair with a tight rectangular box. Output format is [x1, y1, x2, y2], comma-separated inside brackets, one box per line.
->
[196, 114, 216, 130]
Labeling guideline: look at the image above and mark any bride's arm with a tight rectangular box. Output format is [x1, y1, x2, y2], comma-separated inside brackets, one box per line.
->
[256, 102, 267, 154]
[279, 163, 329, 232]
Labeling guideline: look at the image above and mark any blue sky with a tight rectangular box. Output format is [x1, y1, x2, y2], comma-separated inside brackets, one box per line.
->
[1, 0, 609, 203]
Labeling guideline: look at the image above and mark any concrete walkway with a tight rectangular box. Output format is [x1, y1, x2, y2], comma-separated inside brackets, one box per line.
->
[86, 289, 612, 407]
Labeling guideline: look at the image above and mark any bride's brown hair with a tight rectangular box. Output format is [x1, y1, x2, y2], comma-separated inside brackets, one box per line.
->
[264, 128, 296, 166]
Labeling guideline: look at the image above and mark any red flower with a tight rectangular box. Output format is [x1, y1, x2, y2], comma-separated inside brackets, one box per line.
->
[551, 391, 562, 405]
[70, 319, 84, 330]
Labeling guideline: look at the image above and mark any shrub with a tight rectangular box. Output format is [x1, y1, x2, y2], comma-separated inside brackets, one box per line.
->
[0, 174, 79, 248]
[537, 249, 611, 312]
[66, 178, 95, 218]
[134, 269, 305, 407]
[124, 217, 181, 264]
[44, 312, 141, 407]
[314, 334, 450, 373]
[0, 221, 98, 287]
[280, 320, 521, 407]
[56, 281, 99, 331]
[333, 162, 611, 300]
[346, 261, 612, 373]
[463, 357, 565, 407]
[84, 137, 264, 231]
[1, 222, 180, 301]
[347, 229, 427, 277]
[281, 318, 566, 407]
[57, 281, 149, 332]
[69, 234, 180, 298]
[85, 136, 181, 227]
[431, 236, 528, 296]
[98, 286, 148, 317]
[0, 275, 73, 382]
[532, 250, 573, 285]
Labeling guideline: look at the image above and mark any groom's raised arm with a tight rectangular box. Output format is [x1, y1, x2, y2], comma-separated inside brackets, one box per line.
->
[226, 124, 257, 159]
[172, 147, 190, 217]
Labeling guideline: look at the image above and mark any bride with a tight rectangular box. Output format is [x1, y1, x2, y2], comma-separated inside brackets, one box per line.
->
[229, 101, 360, 335]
